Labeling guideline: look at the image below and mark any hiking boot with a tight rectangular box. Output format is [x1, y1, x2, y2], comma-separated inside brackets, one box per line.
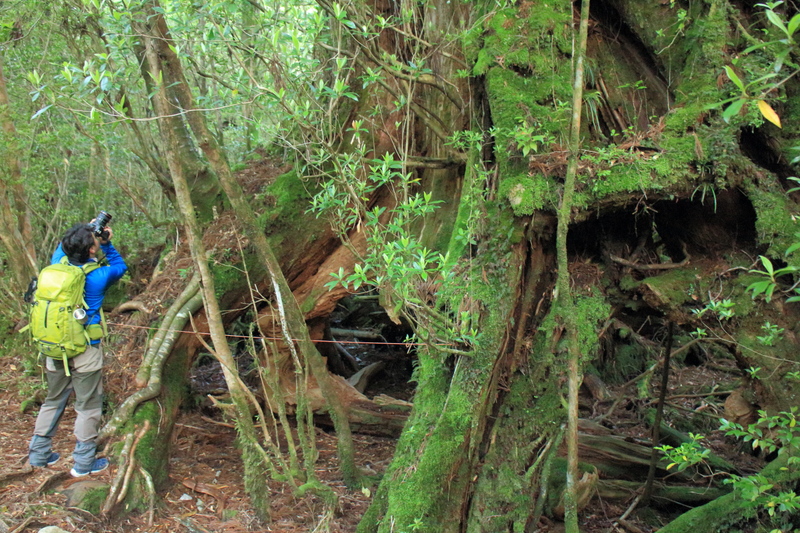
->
[30, 452, 60, 468]
[70, 457, 109, 478]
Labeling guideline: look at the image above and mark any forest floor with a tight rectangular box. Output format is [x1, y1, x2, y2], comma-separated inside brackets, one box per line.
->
[0, 344, 763, 533]
[0, 352, 396, 533]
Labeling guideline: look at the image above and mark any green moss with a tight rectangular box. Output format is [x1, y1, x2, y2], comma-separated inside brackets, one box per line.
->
[635, 267, 704, 310]
[573, 292, 612, 357]
[369, 209, 532, 531]
[76, 485, 110, 515]
[746, 185, 799, 259]
[475, 0, 755, 216]
[209, 247, 265, 307]
[261, 170, 316, 236]
[500, 174, 554, 215]
[467, 373, 564, 530]
[476, 3, 574, 214]
[128, 343, 190, 489]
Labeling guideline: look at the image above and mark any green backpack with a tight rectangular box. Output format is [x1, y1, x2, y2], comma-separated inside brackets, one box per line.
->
[27, 257, 102, 375]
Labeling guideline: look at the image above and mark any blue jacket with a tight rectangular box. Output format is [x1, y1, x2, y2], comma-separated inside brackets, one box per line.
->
[52, 242, 128, 343]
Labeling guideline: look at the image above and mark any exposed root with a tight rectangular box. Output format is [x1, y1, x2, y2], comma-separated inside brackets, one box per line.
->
[0, 465, 33, 483]
[135, 274, 201, 387]
[102, 430, 135, 515]
[100, 285, 202, 441]
[8, 516, 34, 533]
[111, 300, 152, 315]
[116, 421, 150, 504]
[35, 471, 70, 495]
[139, 466, 156, 527]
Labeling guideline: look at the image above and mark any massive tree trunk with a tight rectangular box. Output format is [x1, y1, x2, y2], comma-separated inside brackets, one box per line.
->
[94, 0, 800, 530]
[352, 0, 800, 531]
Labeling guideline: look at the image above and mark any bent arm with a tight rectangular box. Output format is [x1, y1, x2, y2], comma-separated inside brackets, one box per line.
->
[99, 242, 128, 285]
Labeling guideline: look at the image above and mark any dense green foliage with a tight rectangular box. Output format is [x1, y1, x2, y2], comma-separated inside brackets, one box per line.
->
[2, 0, 800, 531]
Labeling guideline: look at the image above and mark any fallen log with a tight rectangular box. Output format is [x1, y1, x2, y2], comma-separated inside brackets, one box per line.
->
[597, 479, 729, 507]
[657, 454, 800, 532]
[347, 361, 386, 393]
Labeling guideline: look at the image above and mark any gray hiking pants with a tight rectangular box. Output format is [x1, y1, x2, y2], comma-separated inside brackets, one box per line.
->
[28, 344, 104, 470]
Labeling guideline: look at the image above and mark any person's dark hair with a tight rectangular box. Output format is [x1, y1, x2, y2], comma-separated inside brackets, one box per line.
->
[61, 223, 96, 264]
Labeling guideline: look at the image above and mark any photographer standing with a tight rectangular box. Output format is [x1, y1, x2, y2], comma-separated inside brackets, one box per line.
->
[28, 219, 127, 477]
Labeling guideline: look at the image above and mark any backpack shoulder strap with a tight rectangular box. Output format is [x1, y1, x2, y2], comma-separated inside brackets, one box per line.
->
[80, 260, 106, 336]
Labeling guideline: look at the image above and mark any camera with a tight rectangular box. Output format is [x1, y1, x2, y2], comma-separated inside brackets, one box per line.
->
[91, 211, 113, 240]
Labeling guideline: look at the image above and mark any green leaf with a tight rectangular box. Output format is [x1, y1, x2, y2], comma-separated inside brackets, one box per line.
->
[722, 99, 746, 122]
[724, 66, 745, 92]
[788, 13, 800, 36]
[785, 242, 800, 256]
[760, 256, 775, 276]
[766, 9, 789, 37]
[30, 105, 51, 120]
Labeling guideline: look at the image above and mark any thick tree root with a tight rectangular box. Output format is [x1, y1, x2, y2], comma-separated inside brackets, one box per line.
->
[100, 285, 202, 441]
[135, 274, 201, 387]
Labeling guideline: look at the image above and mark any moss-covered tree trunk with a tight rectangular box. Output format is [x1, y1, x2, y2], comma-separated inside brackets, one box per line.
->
[358, 0, 800, 530]
[130, 0, 223, 222]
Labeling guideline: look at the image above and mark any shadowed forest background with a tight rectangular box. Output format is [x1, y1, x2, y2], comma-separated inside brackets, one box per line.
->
[2, 0, 800, 532]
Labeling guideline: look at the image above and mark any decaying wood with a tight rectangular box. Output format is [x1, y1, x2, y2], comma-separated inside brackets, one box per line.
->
[347, 361, 386, 393]
[112, 300, 152, 315]
[181, 478, 227, 516]
[609, 249, 690, 271]
[597, 480, 728, 506]
[330, 328, 386, 340]
[643, 409, 739, 475]
[582, 373, 610, 400]
[334, 342, 359, 372]
[551, 470, 598, 518]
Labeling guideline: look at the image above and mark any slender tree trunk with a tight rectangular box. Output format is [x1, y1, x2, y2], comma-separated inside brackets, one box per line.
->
[141, 6, 271, 519]
[154, 22, 363, 486]
[0, 52, 37, 293]
[131, 1, 223, 223]
[557, 2, 591, 531]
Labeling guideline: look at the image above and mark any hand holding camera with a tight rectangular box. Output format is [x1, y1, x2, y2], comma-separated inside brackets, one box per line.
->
[90, 211, 113, 243]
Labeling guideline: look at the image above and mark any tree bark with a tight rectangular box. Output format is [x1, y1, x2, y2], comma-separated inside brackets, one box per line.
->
[0, 52, 37, 295]
[130, 2, 223, 222]
[140, 3, 271, 518]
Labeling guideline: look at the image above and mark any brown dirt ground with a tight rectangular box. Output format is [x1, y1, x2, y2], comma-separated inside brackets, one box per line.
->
[0, 352, 396, 532]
